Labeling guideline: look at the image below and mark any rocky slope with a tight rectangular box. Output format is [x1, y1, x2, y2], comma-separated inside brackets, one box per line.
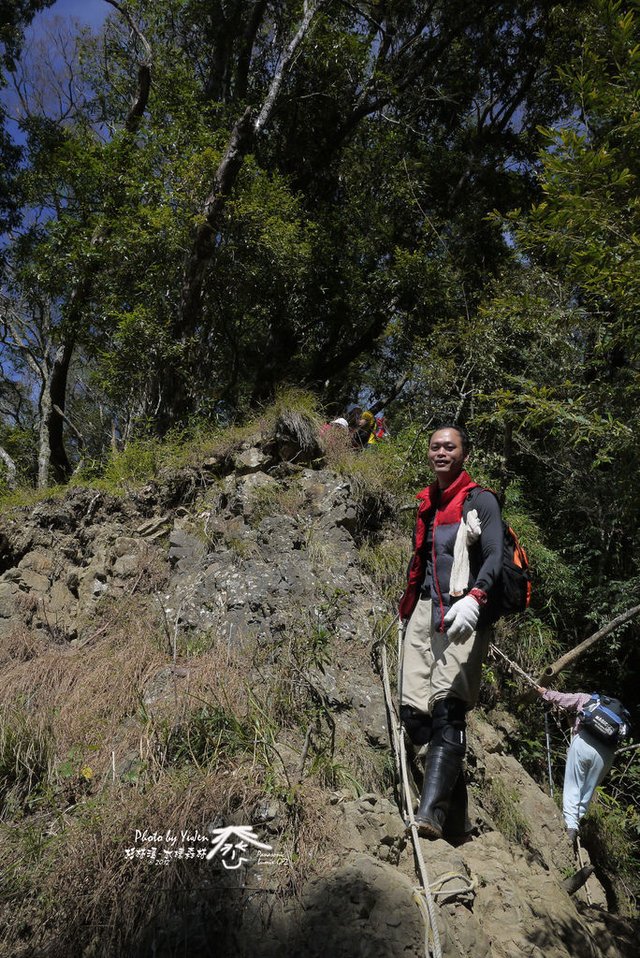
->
[0, 428, 637, 958]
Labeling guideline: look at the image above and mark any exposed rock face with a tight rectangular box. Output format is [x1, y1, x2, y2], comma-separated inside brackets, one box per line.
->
[218, 776, 634, 958]
[0, 447, 636, 958]
[0, 487, 173, 642]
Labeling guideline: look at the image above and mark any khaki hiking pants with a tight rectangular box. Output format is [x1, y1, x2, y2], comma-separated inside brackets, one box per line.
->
[401, 597, 491, 715]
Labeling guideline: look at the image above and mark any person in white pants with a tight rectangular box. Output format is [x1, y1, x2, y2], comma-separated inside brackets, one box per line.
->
[536, 687, 616, 844]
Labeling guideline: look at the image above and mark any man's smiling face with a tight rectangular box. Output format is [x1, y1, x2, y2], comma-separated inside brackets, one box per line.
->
[428, 428, 468, 488]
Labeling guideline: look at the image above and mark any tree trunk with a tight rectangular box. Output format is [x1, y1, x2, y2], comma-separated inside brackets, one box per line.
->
[0, 445, 17, 488]
[36, 340, 75, 488]
[48, 341, 75, 483]
[37, 371, 52, 489]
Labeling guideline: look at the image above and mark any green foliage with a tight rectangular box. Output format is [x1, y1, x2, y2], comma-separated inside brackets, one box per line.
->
[324, 432, 414, 528]
[261, 602, 336, 725]
[174, 630, 216, 658]
[0, 482, 69, 514]
[56, 390, 325, 501]
[0, 424, 37, 491]
[472, 1, 640, 693]
[497, 1, 640, 466]
[307, 755, 364, 795]
[101, 440, 161, 488]
[512, 725, 549, 783]
[502, 482, 580, 620]
[56, 744, 97, 788]
[271, 387, 323, 424]
[520, 1, 640, 330]
[359, 538, 409, 603]
[0, 2, 54, 69]
[2, 0, 592, 458]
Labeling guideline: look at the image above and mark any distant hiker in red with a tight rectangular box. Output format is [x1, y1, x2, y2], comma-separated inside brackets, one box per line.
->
[399, 424, 503, 841]
[319, 417, 350, 457]
[535, 687, 630, 845]
[374, 415, 389, 441]
[319, 417, 349, 436]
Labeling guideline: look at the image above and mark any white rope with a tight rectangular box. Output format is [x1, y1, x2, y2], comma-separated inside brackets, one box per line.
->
[429, 871, 477, 904]
[489, 642, 538, 687]
[377, 619, 443, 958]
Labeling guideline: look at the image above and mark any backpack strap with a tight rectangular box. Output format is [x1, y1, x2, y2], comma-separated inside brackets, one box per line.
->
[464, 485, 502, 511]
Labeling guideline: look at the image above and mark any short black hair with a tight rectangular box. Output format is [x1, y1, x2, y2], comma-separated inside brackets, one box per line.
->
[431, 421, 471, 455]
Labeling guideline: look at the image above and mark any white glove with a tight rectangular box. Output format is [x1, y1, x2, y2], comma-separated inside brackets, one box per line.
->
[443, 595, 480, 642]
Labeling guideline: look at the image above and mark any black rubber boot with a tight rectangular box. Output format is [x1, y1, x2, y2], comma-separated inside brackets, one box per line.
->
[414, 745, 464, 839]
[442, 771, 473, 844]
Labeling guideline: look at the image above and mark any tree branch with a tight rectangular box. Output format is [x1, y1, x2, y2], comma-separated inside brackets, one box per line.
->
[52, 403, 85, 450]
[234, 0, 268, 101]
[104, 0, 152, 133]
[176, 0, 327, 388]
[369, 373, 409, 415]
[537, 604, 640, 686]
[253, 0, 328, 136]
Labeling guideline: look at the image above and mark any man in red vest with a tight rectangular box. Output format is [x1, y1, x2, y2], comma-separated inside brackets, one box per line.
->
[399, 424, 503, 840]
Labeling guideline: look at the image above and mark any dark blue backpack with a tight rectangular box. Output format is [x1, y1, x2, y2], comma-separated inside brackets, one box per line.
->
[579, 694, 631, 745]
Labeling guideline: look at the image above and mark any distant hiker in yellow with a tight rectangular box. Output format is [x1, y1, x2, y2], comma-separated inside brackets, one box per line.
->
[350, 410, 375, 450]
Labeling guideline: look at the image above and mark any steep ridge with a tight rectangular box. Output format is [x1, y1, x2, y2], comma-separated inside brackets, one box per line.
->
[0, 431, 636, 957]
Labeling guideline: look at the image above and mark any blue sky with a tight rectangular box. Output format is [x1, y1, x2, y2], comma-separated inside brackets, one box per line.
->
[3, 1, 110, 142]
[42, 0, 109, 29]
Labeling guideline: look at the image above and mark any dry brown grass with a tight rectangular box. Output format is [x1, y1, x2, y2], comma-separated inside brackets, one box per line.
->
[0, 587, 343, 957]
[1, 764, 268, 957]
[0, 624, 50, 666]
[1, 701, 335, 958]
[0, 599, 166, 779]
[0, 472, 386, 956]
[0, 591, 260, 782]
